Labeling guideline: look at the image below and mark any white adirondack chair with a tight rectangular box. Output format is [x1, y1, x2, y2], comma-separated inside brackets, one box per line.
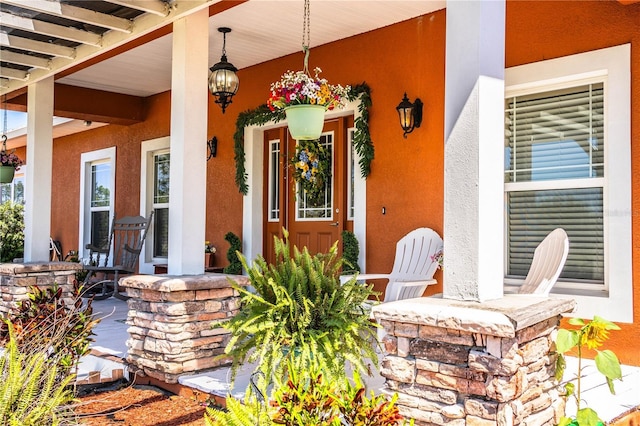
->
[342, 227, 443, 302]
[517, 228, 569, 296]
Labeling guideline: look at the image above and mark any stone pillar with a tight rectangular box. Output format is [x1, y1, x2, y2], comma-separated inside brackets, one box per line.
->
[0, 262, 81, 315]
[121, 273, 249, 384]
[373, 296, 575, 426]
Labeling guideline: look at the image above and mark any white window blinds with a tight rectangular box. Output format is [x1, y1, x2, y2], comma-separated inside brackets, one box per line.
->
[505, 83, 604, 285]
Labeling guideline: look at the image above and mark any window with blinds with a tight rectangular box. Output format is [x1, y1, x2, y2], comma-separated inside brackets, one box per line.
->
[505, 82, 605, 286]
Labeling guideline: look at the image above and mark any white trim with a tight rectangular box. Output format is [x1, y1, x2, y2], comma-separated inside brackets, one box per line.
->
[242, 99, 367, 271]
[79, 146, 116, 262]
[505, 44, 631, 322]
[139, 136, 170, 274]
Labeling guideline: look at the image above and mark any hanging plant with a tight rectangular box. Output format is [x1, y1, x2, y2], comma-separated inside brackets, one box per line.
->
[290, 139, 330, 203]
[0, 135, 23, 184]
[233, 83, 373, 195]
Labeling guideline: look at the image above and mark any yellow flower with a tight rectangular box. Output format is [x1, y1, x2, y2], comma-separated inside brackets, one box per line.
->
[581, 317, 618, 350]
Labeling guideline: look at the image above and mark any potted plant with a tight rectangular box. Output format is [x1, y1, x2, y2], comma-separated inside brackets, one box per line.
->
[0, 137, 23, 184]
[223, 229, 378, 390]
[204, 241, 216, 268]
[267, 67, 349, 140]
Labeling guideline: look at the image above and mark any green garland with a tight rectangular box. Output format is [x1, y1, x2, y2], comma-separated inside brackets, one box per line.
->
[233, 83, 373, 195]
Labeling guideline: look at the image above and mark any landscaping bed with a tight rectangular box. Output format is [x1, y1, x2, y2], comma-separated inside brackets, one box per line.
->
[74, 383, 207, 426]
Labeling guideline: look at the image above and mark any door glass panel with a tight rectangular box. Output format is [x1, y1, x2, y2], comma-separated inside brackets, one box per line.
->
[269, 139, 280, 221]
[348, 128, 355, 220]
[296, 133, 333, 220]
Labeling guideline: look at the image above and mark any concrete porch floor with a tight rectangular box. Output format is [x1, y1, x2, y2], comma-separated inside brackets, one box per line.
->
[81, 298, 640, 423]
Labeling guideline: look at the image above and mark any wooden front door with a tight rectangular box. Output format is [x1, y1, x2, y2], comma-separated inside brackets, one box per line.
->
[263, 116, 352, 264]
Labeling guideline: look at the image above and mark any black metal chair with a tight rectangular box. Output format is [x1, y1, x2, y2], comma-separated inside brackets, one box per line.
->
[82, 212, 153, 300]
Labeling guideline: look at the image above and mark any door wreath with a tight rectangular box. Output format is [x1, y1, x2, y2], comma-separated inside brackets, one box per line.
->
[290, 139, 330, 203]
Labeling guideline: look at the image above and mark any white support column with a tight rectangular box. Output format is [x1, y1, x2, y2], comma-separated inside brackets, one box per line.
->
[443, 0, 505, 302]
[23, 76, 54, 262]
[167, 9, 209, 275]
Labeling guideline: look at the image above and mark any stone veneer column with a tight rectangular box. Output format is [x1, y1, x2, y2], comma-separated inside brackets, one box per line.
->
[372, 296, 576, 426]
[0, 262, 81, 315]
[120, 274, 248, 384]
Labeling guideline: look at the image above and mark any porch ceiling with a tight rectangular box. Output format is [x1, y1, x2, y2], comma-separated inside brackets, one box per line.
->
[1, 0, 446, 98]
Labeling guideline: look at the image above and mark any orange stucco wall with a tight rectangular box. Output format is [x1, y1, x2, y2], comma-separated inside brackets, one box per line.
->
[227, 12, 447, 291]
[505, 0, 640, 368]
[50, 93, 172, 256]
[43, 1, 638, 363]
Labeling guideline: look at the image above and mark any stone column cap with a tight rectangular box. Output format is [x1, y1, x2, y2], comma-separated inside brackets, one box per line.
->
[0, 261, 83, 274]
[372, 295, 576, 338]
[120, 273, 249, 292]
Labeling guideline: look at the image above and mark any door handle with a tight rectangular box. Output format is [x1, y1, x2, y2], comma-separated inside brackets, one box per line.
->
[329, 222, 339, 227]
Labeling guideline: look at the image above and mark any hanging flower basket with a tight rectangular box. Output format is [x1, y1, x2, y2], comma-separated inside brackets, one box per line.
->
[284, 104, 326, 141]
[1, 135, 23, 184]
[0, 165, 15, 184]
[268, 68, 349, 140]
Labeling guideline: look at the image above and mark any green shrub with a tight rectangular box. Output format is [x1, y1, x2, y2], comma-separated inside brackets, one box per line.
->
[341, 230, 360, 273]
[223, 231, 243, 275]
[0, 322, 77, 425]
[223, 229, 378, 391]
[0, 201, 24, 262]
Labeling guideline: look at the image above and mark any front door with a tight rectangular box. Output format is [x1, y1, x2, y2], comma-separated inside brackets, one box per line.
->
[263, 116, 353, 264]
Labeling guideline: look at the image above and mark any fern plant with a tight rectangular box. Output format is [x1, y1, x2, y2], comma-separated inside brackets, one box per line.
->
[0, 322, 76, 425]
[223, 229, 378, 391]
[205, 396, 270, 426]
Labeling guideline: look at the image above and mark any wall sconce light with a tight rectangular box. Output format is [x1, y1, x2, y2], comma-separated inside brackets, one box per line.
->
[396, 93, 423, 138]
[207, 136, 218, 160]
[209, 27, 239, 114]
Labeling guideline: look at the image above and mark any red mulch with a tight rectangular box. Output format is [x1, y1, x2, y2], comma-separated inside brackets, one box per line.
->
[73, 384, 209, 426]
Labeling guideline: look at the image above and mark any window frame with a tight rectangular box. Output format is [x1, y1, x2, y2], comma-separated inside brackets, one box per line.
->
[139, 137, 170, 273]
[79, 147, 116, 262]
[504, 44, 631, 322]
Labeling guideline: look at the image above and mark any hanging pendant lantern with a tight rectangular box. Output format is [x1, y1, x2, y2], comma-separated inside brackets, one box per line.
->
[209, 27, 239, 114]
